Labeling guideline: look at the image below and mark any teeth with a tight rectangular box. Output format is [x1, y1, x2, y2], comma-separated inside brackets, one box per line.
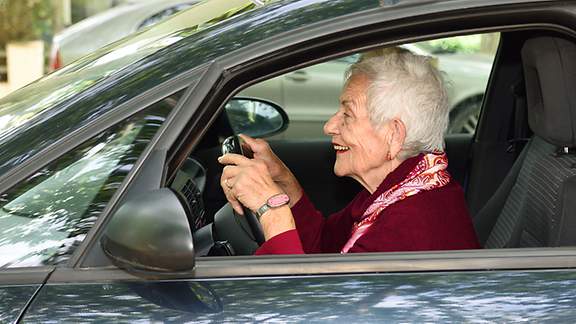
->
[334, 145, 350, 151]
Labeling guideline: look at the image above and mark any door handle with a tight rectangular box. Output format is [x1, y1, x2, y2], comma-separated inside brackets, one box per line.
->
[285, 70, 308, 82]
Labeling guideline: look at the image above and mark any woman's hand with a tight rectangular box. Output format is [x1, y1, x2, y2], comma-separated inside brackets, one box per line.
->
[238, 134, 303, 205]
[218, 153, 282, 215]
[218, 153, 296, 240]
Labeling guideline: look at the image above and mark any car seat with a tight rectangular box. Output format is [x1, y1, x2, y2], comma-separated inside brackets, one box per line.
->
[474, 36, 576, 248]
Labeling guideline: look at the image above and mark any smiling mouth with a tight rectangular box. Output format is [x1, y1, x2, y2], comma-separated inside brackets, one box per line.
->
[333, 144, 350, 152]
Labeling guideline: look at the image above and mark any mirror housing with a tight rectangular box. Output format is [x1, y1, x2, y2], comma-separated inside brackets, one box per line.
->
[101, 188, 195, 273]
[225, 97, 289, 137]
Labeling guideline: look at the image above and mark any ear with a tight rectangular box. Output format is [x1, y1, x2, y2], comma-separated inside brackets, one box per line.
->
[388, 118, 406, 160]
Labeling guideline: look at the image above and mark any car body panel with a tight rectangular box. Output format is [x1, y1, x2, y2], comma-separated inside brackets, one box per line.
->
[0, 267, 53, 323]
[22, 270, 576, 322]
[0, 285, 39, 323]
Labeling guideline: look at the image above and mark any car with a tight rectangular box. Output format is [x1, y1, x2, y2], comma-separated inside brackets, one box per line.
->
[49, 0, 198, 70]
[2, 0, 576, 322]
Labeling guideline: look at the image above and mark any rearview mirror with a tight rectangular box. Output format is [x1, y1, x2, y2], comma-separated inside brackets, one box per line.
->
[225, 97, 289, 138]
[101, 188, 195, 273]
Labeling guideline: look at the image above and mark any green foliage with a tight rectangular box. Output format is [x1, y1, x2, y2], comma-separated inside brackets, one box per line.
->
[0, 0, 53, 44]
[419, 35, 483, 54]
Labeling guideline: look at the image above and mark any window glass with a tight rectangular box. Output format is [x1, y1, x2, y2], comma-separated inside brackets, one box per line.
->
[237, 33, 499, 139]
[0, 91, 182, 268]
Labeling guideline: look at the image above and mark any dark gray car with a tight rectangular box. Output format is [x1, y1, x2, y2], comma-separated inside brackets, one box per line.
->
[2, 0, 576, 322]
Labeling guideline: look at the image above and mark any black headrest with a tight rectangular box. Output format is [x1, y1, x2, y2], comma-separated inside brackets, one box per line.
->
[521, 36, 576, 147]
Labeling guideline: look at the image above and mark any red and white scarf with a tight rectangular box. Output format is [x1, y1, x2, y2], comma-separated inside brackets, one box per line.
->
[341, 153, 451, 253]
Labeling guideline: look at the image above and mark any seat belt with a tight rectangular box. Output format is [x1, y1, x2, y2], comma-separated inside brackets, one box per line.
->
[507, 80, 530, 157]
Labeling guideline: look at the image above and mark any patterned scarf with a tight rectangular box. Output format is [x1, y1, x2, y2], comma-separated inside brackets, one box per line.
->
[341, 153, 451, 253]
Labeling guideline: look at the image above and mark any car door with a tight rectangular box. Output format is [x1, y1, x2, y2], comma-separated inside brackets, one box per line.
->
[19, 252, 576, 322]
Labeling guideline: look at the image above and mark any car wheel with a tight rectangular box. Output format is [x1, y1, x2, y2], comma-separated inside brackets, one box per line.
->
[448, 96, 483, 134]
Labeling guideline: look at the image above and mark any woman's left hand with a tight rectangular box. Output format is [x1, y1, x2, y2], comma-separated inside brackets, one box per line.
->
[218, 153, 283, 215]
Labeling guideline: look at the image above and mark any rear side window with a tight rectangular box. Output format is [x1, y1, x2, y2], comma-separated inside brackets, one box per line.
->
[0, 91, 182, 268]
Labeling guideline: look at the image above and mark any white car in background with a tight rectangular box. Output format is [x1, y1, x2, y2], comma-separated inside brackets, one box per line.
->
[50, 0, 197, 70]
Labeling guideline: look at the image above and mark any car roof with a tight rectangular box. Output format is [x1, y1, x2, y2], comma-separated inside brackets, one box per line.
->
[0, 0, 560, 176]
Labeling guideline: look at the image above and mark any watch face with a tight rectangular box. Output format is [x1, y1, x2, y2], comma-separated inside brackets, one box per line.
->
[268, 194, 290, 207]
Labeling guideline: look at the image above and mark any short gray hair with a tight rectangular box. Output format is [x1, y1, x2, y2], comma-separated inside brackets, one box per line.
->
[346, 47, 449, 160]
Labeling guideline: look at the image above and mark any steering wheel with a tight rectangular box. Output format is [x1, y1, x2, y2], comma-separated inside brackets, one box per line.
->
[221, 135, 266, 245]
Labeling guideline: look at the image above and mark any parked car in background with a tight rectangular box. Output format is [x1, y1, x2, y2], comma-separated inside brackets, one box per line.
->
[2, 0, 576, 322]
[49, 0, 198, 70]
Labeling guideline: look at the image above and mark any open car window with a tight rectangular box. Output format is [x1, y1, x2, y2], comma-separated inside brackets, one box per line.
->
[184, 33, 501, 258]
[238, 33, 499, 139]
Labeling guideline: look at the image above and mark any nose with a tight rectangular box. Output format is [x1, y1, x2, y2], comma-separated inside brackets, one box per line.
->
[324, 112, 340, 136]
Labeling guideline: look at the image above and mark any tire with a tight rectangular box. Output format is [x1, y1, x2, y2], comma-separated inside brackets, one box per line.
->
[447, 96, 483, 134]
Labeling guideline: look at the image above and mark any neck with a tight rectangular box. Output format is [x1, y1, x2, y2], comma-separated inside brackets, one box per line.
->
[355, 158, 403, 194]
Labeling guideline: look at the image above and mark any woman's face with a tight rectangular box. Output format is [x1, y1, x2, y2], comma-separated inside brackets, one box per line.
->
[323, 73, 393, 183]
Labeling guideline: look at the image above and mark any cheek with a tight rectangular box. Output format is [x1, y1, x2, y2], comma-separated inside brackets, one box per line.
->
[354, 132, 388, 167]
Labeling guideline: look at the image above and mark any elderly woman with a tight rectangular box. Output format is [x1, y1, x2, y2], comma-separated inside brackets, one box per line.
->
[218, 49, 480, 254]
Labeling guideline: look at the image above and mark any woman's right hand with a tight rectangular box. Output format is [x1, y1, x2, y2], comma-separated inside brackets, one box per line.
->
[239, 134, 303, 206]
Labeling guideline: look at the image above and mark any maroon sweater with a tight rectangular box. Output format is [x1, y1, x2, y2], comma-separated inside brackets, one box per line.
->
[256, 154, 480, 255]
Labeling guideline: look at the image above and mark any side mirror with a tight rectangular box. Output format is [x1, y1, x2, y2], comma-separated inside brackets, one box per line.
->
[101, 188, 195, 273]
[225, 97, 289, 138]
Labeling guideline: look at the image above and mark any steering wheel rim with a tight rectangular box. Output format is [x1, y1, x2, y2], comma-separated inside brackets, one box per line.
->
[222, 135, 266, 246]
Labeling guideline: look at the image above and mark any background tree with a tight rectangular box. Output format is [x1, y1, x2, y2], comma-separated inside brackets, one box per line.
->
[0, 0, 53, 44]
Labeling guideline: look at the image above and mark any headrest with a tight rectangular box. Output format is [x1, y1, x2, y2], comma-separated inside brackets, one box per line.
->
[521, 36, 576, 147]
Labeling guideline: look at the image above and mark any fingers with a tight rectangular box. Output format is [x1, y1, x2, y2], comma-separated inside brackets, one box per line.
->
[239, 134, 270, 155]
[229, 198, 244, 215]
[221, 165, 240, 179]
[220, 172, 244, 215]
[218, 153, 250, 166]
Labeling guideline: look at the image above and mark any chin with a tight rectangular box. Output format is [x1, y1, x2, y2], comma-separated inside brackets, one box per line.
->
[333, 164, 348, 177]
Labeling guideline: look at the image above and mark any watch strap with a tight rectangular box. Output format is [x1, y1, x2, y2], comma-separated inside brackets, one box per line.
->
[255, 204, 272, 219]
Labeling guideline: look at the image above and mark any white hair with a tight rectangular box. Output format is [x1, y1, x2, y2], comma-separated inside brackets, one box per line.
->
[346, 48, 449, 160]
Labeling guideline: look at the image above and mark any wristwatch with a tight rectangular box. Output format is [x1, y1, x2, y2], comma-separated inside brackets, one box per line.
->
[255, 193, 290, 219]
